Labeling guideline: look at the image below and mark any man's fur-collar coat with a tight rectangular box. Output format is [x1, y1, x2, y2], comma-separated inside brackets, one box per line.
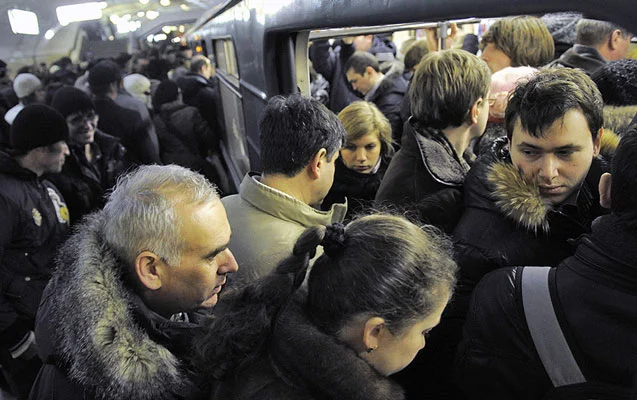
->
[32, 213, 205, 400]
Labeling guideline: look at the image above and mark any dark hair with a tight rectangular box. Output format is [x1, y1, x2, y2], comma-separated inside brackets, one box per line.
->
[190, 55, 210, 74]
[576, 19, 631, 47]
[480, 16, 555, 68]
[410, 49, 491, 130]
[505, 68, 603, 141]
[344, 51, 380, 75]
[44, 82, 65, 106]
[259, 94, 345, 176]
[193, 214, 457, 378]
[591, 59, 637, 106]
[403, 40, 430, 72]
[610, 126, 637, 228]
[152, 79, 179, 111]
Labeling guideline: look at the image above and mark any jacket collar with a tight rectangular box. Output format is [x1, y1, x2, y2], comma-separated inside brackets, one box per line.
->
[239, 172, 347, 226]
[45, 212, 201, 399]
[0, 151, 39, 180]
[269, 291, 405, 400]
[408, 120, 470, 187]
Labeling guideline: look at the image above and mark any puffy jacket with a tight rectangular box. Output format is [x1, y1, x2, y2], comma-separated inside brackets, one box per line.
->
[367, 63, 409, 144]
[44, 131, 129, 225]
[177, 73, 224, 138]
[0, 151, 69, 351]
[455, 214, 637, 399]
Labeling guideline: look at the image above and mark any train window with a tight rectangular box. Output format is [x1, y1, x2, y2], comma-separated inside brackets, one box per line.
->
[214, 38, 240, 83]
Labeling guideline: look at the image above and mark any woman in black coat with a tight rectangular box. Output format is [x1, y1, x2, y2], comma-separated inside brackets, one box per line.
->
[322, 101, 394, 218]
[196, 215, 458, 400]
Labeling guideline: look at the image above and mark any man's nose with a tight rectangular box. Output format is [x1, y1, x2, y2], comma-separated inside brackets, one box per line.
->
[219, 249, 239, 274]
[538, 155, 559, 181]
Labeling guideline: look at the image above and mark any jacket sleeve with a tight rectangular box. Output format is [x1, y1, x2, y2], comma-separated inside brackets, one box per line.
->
[309, 40, 336, 82]
[374, 93, 405, 145]
[454, 268, 553, 400]
[0, 196, 31, 351]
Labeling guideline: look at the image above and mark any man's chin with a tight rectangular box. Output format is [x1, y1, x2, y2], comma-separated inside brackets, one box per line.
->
[199, 293, 219, 309]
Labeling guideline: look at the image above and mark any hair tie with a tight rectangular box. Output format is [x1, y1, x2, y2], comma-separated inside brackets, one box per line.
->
[322, 222, 346, 258]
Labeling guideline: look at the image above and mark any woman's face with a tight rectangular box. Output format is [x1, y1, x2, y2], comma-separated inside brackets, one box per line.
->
[340, 133, 382, 174]
[364, 287, 450, 376]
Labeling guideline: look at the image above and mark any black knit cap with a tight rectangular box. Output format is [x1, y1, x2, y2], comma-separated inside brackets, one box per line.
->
[152, 79, 179, 111]
[50, 86, 95, 118]
[11, 104, 69, 152]
[88, 59, 121, 87]
[592, 59, 637, 106]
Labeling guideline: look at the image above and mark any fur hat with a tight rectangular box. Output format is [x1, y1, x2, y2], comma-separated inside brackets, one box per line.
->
[88, 60, 121, 87]
[13, 73, 42, 98]
[541, 12, 582, 45]
[591, 59, 637, 106]
[11, 104, 69, 152]
[51, 86, 95, 118]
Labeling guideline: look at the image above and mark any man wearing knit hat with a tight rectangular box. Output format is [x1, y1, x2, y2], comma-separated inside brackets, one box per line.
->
[48, 86, 129, 225]
[4, 73, 45, 125]
[0, 104, 70, 398]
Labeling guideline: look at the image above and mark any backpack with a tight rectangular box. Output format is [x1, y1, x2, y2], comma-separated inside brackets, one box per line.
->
[519, 267, 636, 400]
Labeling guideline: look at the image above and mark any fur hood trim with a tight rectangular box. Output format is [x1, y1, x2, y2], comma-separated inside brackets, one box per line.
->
[603, 105, 637, 137]
[47, 213, 189, 400]
[412, 123, 470, 186]
[270, 292, 405, 400]
[487, 162, 550, 233]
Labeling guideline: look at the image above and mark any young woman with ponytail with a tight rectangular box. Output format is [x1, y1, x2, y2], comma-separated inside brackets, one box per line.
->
[195, 214, 457, 400]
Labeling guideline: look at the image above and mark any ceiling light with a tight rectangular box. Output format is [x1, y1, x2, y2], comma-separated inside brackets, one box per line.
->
[44, 29, 55, 40]
[7, 9, 40, 35]
[56, 2, 103, 26]
[160, 0, 171, 7]
[146, 10, 159, 20]
[139, 0, 149, 4]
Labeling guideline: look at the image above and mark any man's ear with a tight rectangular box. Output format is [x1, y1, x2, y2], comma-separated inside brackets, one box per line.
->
[362, 316, 386, 351]
[364, 66, 376, 76]
[307, 148, 327, 180]
[599, 172, 612, 209]
[135, 251, 165, 290]
[469, 97, 484, 125]
[609, 29, 623, 50]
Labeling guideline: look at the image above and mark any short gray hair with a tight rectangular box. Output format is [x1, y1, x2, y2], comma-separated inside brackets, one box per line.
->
[103, 165, 220, 268]
[576, 19, 630, 47]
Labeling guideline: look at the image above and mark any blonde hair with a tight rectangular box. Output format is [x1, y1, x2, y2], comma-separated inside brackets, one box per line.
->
[338, 101, 394, 157]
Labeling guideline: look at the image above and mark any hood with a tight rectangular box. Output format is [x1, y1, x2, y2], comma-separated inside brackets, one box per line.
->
[270, 292, 405, 400]
[42, 212, 196, 400]
[603, 105, 637, 138]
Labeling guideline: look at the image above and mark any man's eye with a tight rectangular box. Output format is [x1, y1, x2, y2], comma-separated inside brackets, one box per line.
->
[522, 149, 538, 156]
[556, 150, 574, 158]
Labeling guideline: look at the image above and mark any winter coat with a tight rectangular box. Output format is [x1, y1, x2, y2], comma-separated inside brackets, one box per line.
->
[211, 291, 405, 400]
[0, 152, 69, 352]
[367, 63, 409, 144]
[30, 213, 208, 400]
[221, 173, 347, 285]
[375, 121, 468, 233]
[322, 156, 389, 219]
[44, 131, 129, 225]
[455, 214, 637, 399]
[546, 44, 607, 75]
[153, 100, 223, 186]
[177, 73, 223, 138]
[309, 39, 361, 113]
[94, 96, 160, 164]
[115, 90, 160, 160]
[604, 105, 637, 137]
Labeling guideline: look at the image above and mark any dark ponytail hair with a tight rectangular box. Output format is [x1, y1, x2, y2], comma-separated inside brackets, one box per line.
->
[193, 215, 457, 377]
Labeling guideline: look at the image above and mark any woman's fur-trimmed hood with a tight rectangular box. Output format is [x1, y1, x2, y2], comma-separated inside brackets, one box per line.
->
[41, 213, 193, 399]
[269, 292, 405, 400]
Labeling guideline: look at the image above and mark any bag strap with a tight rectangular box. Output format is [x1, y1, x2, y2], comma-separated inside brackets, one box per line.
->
[520, 266, 586, 387]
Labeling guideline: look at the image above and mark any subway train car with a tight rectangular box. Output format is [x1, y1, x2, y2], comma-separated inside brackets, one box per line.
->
[187, 0, 636, 192]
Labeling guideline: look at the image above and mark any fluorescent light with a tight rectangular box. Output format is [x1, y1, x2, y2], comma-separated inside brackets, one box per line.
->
[160, 0, 171, 7]
[137, 11, 145, 17]
[109, 14, 119, 24]
[140, 0, 149, 4]
[117, 20, 141, 34]
[7, 9, 40, 35]
[56, 2, 103, 26]
[154, 33, 167, 42]
[45, 29, 56, 40]
[180, 4, 190, 11]
[146, 10, 159, 20]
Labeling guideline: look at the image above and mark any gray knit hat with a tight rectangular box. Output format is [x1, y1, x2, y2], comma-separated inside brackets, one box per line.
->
[592, 59, 637, 106]
[541, 12, 582, 45]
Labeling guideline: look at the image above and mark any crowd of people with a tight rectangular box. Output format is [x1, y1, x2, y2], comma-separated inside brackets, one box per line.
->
[0, 13, 636, 400]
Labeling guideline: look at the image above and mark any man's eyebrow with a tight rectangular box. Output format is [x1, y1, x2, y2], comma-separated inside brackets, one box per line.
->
[516, 142, 582, 151]
[203, 243, 229, 259]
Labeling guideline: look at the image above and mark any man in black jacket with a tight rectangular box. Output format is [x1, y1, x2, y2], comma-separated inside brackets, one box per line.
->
[30, 165, 239, 400]
[344, 51, 408, 145]
[177, 55, 224, 141]
[455, 126, 637, 399]
[0, 105, 70, 398]
[48, 86, 130, 225]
